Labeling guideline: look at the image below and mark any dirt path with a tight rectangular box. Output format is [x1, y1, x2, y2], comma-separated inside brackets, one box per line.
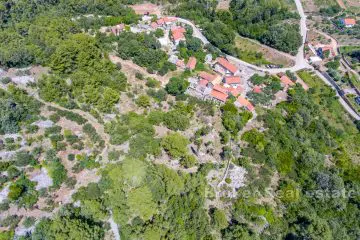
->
[313, 29, 339, 55]
[336, 0, 346, 9]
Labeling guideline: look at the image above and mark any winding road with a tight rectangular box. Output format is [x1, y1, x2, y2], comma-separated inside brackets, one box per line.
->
[177, 0, 311, 73]
[178, 0, 360, 120]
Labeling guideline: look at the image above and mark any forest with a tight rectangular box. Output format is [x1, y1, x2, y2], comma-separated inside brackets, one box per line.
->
[172, 0, 302, 55]
[0, 0, 360, 239]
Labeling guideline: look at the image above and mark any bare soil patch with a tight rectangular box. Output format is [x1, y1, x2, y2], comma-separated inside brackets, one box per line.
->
[216, 0, 230, 10]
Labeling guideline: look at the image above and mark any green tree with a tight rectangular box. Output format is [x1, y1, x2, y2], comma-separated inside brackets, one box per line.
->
[165, 77, 189, 96]
[161, 133, 189, 158]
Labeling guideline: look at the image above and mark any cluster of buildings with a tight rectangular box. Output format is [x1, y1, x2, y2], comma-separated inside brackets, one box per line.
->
[187, 57, 256, 111]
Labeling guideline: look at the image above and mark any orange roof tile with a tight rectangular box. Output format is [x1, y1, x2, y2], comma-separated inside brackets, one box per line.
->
[344, 18, 356, 25]
[156, 18, 165, 25]
[199, 71, 217, 82]
[211, 90, 228, 102]
[186, 57, 197, 70]
[213, 84, 228, 94]
[150, 22, 158, 29]
[229, 86, 243, 97]
[199, 79, 208, 87]
[280, 75, 295, 86]
[171, 27, 186, 41]
[216, 57, 238, 74]
[236, 96, 254, 111]
[224, 76, 242, 85]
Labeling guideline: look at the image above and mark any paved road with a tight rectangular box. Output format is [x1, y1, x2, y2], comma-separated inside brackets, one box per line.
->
[178, 4, 360, 120]
[177, 0, 311, 73]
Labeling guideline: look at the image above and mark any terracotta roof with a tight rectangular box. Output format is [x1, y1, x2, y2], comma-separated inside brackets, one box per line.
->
[280, 75, 295, 86]
[213, 84, 228, 94]
[236, 96, 254, 111]
[211, 90, 228, 102]
[156, 18, 165, 25]
[253, 86, 262, 93]
[321, 46, 332, 51]
[224, 76, 242, 85]
[150, 22, 158, 29]
[229, 86, 243, 97]
[171, 27, 186, 41]
[343, 18, 356, 25]
[199, 72, 217, 82]
[216, 57, 238, 74]
[199, 79, 208, 87]
[186, 57, 197, 70]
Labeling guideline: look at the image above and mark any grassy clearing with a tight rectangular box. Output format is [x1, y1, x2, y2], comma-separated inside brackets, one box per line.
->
[314, 0, 339, 7]
[340, 46, 360, 54]
[235, 36, 294, 67]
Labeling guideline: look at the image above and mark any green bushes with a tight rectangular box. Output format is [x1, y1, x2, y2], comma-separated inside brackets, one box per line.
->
[161, 133, 189, 158]
[163, 110, 190, 131]
[83, 123, 103, 145]
[44, 149, 67, 188]
[12, 151, 36, 167]
[48, 107, 87, 125]
[8, 175, 38, 208]
[221, 102, 252, 136]
[165, 77, 189, 96]
[117, 32, 173, 74]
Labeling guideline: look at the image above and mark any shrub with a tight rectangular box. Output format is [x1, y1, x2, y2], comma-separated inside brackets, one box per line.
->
[146, 77, 161, 88]
[161, 133, 189, 158]
[83, 123, 102, 144]
[1, 77, 11, 84]
[49, 113, 60, 123]
[23, 217, 36, 228]
[180, 154, 197, 168]
[163, 110, 190, 131]
[135, 72, 144, 80]
[68, 154, 75, 161]
[136, 95, 151, 108]
[13, 151, 36, 167]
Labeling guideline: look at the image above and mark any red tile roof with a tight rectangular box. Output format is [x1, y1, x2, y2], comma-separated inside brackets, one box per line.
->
[224, 76, 242, 85]
[344, 18, 356, 25]
[236, 96, 254, 111]
[213, 84, 228, 94]
[321, 46, 332, 52]
[253, 86, 262, 93]
[199, 79, 208, 87]
[216, 57, 238, 74]
[171, 27, 186, 41]
[150, 22, 158, 29]
[229, 86, 243, 97]
[156, 18, 165, 25]
[211, 90, 228, 102]
[280, 75, 295, 86]
[186, 57, 197, 70]
[199, 72, 217, 82]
